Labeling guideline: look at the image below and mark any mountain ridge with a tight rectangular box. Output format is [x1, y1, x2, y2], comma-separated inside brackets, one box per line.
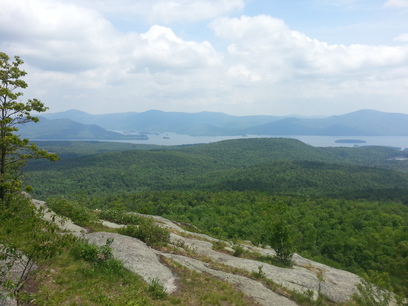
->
[37, 109, 408, 137]
[18, 117, 147, 140]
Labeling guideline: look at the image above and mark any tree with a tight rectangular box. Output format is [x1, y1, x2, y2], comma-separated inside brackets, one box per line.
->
[270, 219, 295, 266]
[0, 52, 58, 207]
[269, 201, 295, 266]
[0, 196, 73, 301]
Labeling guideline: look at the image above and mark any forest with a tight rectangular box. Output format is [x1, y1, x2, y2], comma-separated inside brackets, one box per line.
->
[23, 138, 408, 297]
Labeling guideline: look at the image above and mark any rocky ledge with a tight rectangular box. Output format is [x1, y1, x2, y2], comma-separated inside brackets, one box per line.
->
[29, 198, 368, 305]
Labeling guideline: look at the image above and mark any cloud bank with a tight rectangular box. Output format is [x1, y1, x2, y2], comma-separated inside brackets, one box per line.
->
[1, 0, 407, 116]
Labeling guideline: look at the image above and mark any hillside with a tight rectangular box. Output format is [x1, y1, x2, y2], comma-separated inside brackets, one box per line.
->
[41, 109, 280, 136]
[18, 117, 147, 140]
[3, 197, 378, 305]
[245, 109, 408, 136]
[25, 138, 408, 201]
[41, 109, 408, 136]
[18, 138, 408, 298]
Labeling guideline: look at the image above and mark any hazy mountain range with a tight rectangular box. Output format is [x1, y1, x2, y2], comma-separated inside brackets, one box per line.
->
[18, 109, 408, 139]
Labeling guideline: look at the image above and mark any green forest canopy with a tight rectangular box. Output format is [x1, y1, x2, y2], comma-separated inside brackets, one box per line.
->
[23, 138, 408, 296]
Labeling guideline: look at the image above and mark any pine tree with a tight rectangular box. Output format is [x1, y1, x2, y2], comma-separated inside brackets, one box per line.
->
[0, 52, 58, 207]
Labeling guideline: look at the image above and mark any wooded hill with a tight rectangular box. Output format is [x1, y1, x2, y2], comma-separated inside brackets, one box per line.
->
[23, 138, 408, 296]
[25, 138, 408, 201]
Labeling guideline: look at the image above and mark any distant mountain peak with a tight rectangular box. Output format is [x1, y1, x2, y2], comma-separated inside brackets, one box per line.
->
[40, 109, 408, 136]
[49, 109, 90, 115]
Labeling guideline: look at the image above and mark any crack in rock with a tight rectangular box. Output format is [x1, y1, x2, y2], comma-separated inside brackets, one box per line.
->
[161, 253, 297, 306]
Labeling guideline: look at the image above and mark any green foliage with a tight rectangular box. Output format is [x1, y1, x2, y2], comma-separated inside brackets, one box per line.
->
[353, 271, 393, 306]
[98, 209, 147, 225]
[0, 52, 58, 207]
[147, 278, 167, 300]
[26, 244, 154, 305]
[212, 240, 227, 251]
[70, 237, 126, 275]
[0, 196, 73, 298]
[24, 138, 408, 204]
[92, 190, 408, 297]
[46, 196, 98, 226]
[251, 265, 265, 279]
[97, 209, 170, 247]
[270, 222, 295, 267]
[118, 222, 170, 247]
[72, 238, 113, 263]
[232, 244, 245, 257]
[16, 138, 408, 299]
[213, 160, 408, 202]
[268, 202, 295, 267]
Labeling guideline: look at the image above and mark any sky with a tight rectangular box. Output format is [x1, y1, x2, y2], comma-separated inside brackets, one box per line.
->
[1, 0, 408, 116]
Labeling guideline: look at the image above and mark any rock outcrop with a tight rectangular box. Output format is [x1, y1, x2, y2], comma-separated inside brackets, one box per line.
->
[28, 200, 366, 305]
[136, 212, 361, 303]
[86, 232, 177, 294]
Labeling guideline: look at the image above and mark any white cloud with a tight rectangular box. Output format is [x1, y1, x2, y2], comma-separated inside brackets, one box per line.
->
[135, 25, 220, 72]
[0, 0, 226, 115]
[206, 15, 408, 115]
[384, 0, 408, 7]
[210, 15, 408, 81]
[227, 64, 262, 82]
[1, 0, 408, 116]
[0, 0, 120, 72]
[1, 0, 220, 79]
[395, 33, 408, 42]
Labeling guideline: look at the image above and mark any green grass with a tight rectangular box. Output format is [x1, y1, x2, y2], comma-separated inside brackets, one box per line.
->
[23, 242, 260, 305]
[156, 257, 255, 305]
[0, 198, 266, 305]
[29, 251, 153, 305]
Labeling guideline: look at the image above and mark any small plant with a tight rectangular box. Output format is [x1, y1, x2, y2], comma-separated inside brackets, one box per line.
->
[252, 265, 265, 279]
[212, 240, 227, 251]
[352, 271, 392, 306]
[173, 239, 186, 249]
[232, 244, 245, 257]
[72, 238, 114, 263]
[172, 239, 197, 254]
[70, 238, 126, 275]
[305, 289, 314, 300]
[148, 278, 167, 300]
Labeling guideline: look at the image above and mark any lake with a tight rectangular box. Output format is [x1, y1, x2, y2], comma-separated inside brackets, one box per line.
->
[109, 133, 408, 150]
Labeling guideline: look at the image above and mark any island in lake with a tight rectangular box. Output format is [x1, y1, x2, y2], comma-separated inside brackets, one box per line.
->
[335, 139, 367, 144]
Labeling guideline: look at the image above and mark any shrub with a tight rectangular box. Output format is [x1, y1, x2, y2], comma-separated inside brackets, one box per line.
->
[98, 209, 147, 225]
[212, 240, 227, 251]
[72, 238, 114, 263]
[46, 196, 97, 226]
[148, 278, 167, 300]
[118, 221, 169, 247]
[0, 198, 72, 297]
[233, 244, 245, 257]
[251, 265, 265, 279]
[352, 271, 393, 306]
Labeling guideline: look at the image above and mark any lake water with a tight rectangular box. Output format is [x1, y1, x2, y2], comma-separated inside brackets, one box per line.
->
[110, 133, 408, 150]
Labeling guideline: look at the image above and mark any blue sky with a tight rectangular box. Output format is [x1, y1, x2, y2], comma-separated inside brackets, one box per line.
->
[1, 0, 408, 116]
